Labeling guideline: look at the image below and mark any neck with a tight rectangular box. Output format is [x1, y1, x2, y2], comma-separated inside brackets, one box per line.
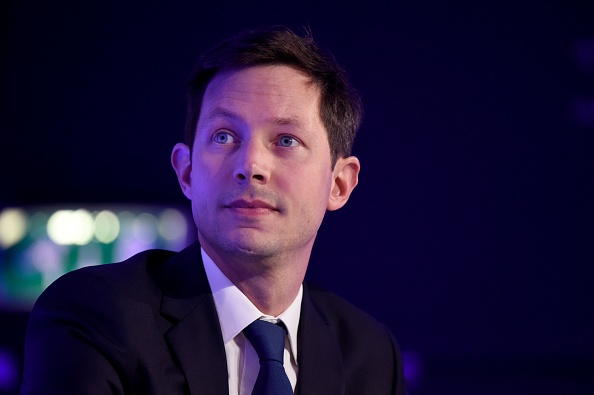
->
[232, 267, 305, 317]
[200, 239, 311, 317]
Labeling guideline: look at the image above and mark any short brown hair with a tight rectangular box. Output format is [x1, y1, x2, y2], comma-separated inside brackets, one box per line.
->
[185, 27, 362, 165]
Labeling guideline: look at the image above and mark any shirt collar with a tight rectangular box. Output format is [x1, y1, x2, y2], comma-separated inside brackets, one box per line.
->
[201, 248, 302, 362]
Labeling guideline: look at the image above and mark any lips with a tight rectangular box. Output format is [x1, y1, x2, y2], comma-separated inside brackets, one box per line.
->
[224, 199, 279, 215]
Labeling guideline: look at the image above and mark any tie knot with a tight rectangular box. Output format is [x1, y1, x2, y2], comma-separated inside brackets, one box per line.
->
[243, 319, 287, 363]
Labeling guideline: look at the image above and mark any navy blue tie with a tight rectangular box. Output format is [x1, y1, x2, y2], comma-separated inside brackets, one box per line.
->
[243, 319, 293, 395]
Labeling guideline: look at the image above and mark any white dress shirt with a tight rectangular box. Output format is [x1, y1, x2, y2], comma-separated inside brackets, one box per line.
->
[201, 248, 302, 395]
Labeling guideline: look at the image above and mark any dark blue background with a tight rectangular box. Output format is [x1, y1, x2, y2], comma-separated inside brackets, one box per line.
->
[1, 1, 593, 393]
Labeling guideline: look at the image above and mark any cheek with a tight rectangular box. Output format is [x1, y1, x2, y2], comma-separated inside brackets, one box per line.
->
[190, 186, 216, 234]
[190, 152, 224, 184]
[189, 186, 208, 219]
[188, 165, 216, 208]
[290, 172, 333, 213]
[193, 152, 230, 182]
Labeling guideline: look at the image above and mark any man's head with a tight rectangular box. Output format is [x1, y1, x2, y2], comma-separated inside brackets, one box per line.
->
[172, 27, 361, 275]
[184, 27, 362, 165]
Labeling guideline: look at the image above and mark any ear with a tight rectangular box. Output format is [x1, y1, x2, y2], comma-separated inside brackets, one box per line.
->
[171, 143, 193, 200]
[327, 156, 360, 211]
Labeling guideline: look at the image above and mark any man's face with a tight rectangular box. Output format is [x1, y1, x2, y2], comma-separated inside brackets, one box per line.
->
[179, 65, 342, 261]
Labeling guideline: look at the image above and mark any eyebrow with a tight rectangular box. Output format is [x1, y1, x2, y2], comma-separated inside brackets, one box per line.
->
[204, 106, 303, 128]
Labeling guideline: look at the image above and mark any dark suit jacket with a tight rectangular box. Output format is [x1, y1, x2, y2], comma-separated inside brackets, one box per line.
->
[21, 242, 407, 394]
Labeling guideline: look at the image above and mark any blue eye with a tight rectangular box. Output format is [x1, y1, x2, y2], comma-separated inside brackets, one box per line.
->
[213, 131, 235, 144]
[278, 135, 300, 147]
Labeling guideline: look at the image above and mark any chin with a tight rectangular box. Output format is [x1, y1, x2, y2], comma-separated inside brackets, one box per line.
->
[232, 241, 276, 258]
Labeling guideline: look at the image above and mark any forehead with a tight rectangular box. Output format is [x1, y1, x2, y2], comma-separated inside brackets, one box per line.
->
[200, 65, 322, 125]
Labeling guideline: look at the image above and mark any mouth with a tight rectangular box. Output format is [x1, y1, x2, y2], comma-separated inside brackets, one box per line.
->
[224, 199, 279, 215]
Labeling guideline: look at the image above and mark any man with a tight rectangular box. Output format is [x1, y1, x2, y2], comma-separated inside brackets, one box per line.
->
[21, 27, 407, 394]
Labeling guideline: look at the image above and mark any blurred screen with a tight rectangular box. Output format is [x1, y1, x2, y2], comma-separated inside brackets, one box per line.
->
[0, 205, 194, 310]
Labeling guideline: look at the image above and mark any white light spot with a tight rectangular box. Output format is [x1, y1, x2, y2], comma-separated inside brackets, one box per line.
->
[0, 208, 27, 249]
[94, 210, 120, 244]
[158, 208, 187, 242]
[47, 209, 95, 245]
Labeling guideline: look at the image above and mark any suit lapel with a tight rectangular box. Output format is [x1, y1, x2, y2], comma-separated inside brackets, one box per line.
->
[296, 285, 344, 395]
[158, 245, 346, 394]
[160, 242, 229, 395]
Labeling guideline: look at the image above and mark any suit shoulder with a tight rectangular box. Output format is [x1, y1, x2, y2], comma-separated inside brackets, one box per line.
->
[35, 248, 176, 308]
[305, 285, 400, 356]
[23, 249, 182, 393]
[303, 286, 407, 394]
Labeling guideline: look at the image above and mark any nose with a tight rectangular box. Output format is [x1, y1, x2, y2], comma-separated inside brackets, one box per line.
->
[233, 140, 270, 184]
